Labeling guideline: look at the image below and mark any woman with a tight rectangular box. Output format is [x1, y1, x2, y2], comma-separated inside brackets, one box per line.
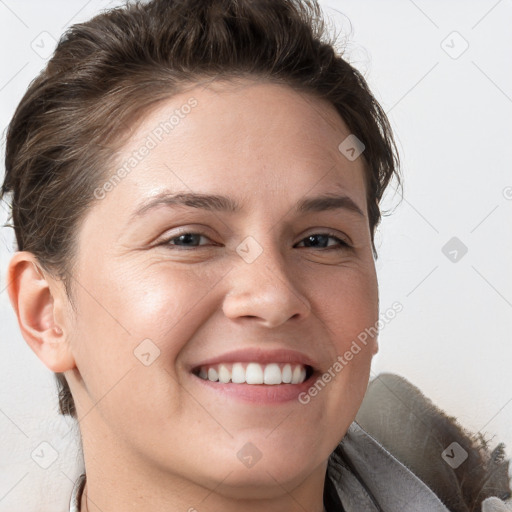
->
[1, 0, 509, 511]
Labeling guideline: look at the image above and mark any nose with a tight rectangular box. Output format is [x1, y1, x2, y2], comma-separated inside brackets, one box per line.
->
[222, 242, 311, 328]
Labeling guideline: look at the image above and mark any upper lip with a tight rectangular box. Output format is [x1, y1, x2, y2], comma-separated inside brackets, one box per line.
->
[189, 348, 318, 372]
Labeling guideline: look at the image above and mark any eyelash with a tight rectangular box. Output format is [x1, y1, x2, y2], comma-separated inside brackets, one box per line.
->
[159, 230, 351, 250]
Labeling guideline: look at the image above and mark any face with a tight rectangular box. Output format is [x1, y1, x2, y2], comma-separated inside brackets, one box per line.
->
[63, 78, 379, 497]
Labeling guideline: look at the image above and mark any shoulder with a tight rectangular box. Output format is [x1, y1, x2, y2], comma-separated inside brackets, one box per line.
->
[327, 419, 451, 511]
[353, 373, 511, 511]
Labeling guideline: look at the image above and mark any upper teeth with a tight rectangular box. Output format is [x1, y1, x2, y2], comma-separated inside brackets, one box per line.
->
[197, 362, 308, 385]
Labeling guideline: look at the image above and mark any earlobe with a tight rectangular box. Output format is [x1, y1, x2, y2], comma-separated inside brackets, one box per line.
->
[6, 251, 76, 373]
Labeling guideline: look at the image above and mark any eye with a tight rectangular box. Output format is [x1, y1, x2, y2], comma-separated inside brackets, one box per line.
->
[158, 230, 351, 250]
[160, 231, 215, 248]
[295, 232, 351, 250]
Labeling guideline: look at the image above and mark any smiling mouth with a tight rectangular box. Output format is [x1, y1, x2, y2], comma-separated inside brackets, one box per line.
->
[192, 362, 314, 385]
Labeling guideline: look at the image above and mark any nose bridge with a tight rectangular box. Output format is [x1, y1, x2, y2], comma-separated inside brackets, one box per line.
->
[222, 234, 311, 326]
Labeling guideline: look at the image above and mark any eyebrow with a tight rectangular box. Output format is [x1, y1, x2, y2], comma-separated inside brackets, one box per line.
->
[130, 190, 365, 220]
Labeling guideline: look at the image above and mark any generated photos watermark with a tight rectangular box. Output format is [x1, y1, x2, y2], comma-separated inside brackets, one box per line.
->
[298, 301, 403, 405]
[93, 97, 198, 200]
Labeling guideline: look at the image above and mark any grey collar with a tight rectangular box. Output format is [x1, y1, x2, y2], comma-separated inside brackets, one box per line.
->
[325, 421, 450, 511]
[69, 422, 449, 512]
[69, 472, 86, 512]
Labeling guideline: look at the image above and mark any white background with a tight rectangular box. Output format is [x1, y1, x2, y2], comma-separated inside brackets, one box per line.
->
[0, 1, 511, 510]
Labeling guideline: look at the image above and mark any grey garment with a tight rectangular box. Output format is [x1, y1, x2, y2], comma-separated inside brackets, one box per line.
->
[354, 373, 512, 511]
[69, 473, 85, 512]
[324, 421, 451, 511]
[69, 422, 450, 512]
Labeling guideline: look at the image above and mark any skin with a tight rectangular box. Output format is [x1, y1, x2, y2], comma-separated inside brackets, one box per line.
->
[7, 78, 379, 512]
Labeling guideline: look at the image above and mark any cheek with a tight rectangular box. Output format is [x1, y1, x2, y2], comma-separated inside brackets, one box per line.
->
[312, 264, 379, 349]
[83, 260, 213, 339]
[69, 264, 214, 430]
[124, 263, 226, 350]
[74, 261, 228, 405]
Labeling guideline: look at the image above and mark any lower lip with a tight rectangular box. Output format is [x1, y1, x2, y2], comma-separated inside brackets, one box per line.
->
[190, 371, 318, 404]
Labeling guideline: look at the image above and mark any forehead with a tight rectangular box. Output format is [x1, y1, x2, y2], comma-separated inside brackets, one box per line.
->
[86, 78, 368, 231]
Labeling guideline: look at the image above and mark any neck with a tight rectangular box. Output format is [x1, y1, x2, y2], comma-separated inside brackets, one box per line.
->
[80, 473, 328, 512]
[78, 429, 328, 512]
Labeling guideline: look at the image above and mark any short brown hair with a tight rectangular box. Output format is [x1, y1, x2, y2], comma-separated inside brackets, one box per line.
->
[1, 0, 400, 419]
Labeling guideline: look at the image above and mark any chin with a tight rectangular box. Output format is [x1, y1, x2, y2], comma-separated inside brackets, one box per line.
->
[198, 439, 326, 496]
[204, 459, 319, 500]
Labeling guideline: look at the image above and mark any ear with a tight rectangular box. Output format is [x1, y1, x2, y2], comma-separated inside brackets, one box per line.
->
[6, 251, 76, 373]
